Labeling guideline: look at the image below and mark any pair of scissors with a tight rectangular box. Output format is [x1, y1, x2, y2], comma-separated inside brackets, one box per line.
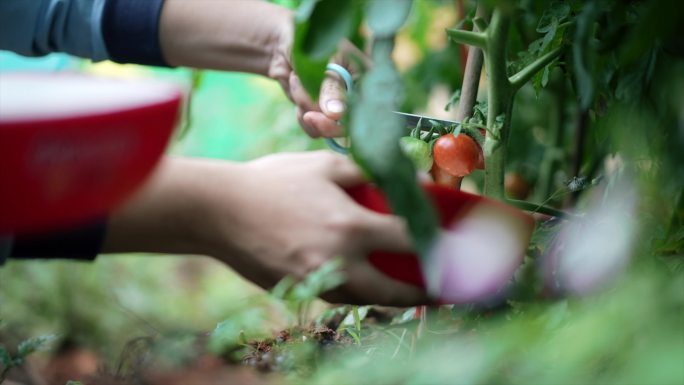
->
[324, 63, 461, 154]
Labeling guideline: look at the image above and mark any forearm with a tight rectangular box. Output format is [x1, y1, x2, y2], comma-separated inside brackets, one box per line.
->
[102, 157, 236, 256]
[159, 0, 293, 76]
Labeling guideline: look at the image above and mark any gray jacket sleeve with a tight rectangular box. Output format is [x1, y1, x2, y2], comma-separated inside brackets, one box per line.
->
[0, 0, 108, 61]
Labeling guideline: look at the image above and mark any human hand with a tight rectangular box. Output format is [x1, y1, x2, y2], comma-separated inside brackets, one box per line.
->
[104, 153, 428, 306]
[201, 151, 427, 305]
[269, 34, 368, 138]
[158, 0, 367, 138]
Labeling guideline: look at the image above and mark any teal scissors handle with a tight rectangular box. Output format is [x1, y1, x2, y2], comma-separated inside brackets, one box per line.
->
[324, 63, 353, 155]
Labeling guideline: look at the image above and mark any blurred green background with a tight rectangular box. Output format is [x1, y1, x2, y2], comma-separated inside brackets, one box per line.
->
[0, 1, 462, 362]
[1, 1, 683, 384]
[0, 48, 326, 360]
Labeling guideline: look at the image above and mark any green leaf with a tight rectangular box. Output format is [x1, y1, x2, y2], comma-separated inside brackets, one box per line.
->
[573, 2, 600, 110]
[302, 0, 358, 59]
[345, 329, 362, 345]
[341, 305, 368, 326]
[295, 0, 317, 19]
[290, 258, 346, 301]
[207, 309, 266, 354]
[444, 89, 461, 111]
[541, 64, 550, 87]
[539, 19, 558, 53]
[0, 345, 11, 368]
[353, 306, 363, 332]
[16, 335, 57, 359]
[270, 275, 297, 300]
[350, 2, 439, 266]
[292, 0, 360, 99]
[537, 1, 570, 33]
[365, 0, 413, 38]
[350, 43, 439, 261]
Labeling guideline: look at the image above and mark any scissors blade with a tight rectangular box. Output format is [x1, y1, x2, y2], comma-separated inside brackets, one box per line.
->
[392, 111, 461, 130]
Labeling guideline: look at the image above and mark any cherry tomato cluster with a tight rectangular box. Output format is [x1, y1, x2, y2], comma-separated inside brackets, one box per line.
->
[399, 121, 485, 183]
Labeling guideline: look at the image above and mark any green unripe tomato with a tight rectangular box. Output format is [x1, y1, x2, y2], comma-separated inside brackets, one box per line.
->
[399, 136, 433, 172]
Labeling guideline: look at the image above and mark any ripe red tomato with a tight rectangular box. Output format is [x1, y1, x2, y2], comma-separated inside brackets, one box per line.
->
[431, 163, 463, 188]
[433, 133, 484, 177]
[505, 172, 531, 200]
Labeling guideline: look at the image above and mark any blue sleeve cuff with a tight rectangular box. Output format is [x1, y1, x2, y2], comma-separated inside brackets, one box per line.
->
[101, 0, 169, 67]
[8, 220, 107, 263]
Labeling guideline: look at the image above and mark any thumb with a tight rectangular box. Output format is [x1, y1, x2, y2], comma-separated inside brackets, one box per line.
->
[319, 73, 348, 121]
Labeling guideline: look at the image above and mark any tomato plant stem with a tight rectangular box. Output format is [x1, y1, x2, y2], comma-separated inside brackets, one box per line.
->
[535, 70, 566, 202]
[446, 29, 487, 49]
[455, 5, 488, 124]
[473, 16, 489, 33]
[506, 199, 577, 219]
[568, 107, 589, 206]
[482, 9, 512, 201]
[509, 46, 564, 91]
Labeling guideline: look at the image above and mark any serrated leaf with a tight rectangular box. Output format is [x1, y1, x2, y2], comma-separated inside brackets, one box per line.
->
[541, 64, 551, 87]
[472, 101, 488, 125]
[444, 89, 461, 111]
[533, 64, 551, 97]
[540, 20, 558, 53]
[0, 345, 11, 367]
[17, 335, 57, 359]
[511, 38, 543, 74]
[528, 38, 544, 55]
[537, 1, 570, 33]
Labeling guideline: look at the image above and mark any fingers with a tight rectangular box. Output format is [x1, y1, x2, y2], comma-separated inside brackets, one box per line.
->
[292, 73, 321, 138]
[296, 107, 320, 138]
[335, 39, 373, 71]
[304, 72, 347, 138]
[289, 73, 318, 114]
[314, 151, 413, 251]
[302, 111, 344, 137]
[357, 211, 413, 254]
[319, 73, 347, 120]
[317, 151, 366, 187]
[291, 72, 347, 138]
[284, 38, 371, 138]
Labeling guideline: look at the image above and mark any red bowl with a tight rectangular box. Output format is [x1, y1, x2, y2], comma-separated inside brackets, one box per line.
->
[0, 72, 182, 234]
[346, 183, 536, 292]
